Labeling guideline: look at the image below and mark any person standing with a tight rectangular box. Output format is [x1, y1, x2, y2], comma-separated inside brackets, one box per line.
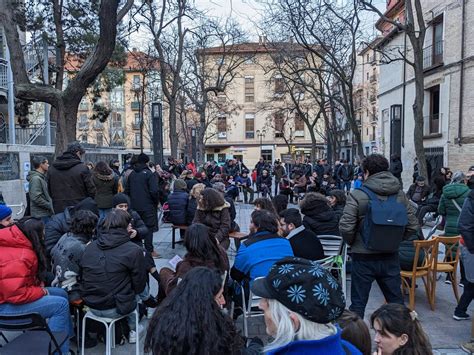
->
[125, 153, 160, 257]
[92, 161, 118, 220]
[389, 154, 403, 189]
[27, 156, 54, 223]
[339, 154, 418, 319]
[337, 159, 353, 193]
[254, 157, 267, 177]
[273, 160, 286, 196]
[47, 142, 96, 213]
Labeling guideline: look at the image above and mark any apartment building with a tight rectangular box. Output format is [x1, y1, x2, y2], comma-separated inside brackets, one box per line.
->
[202, 41, 325, 167]
[376, 0, 474, 184]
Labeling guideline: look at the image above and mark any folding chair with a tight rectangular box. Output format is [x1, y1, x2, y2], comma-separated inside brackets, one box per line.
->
[400, 238, 438, 311]
[0, 313, 68, 355]
[241, 283, 263, 338]
[316, 235, 348, 297]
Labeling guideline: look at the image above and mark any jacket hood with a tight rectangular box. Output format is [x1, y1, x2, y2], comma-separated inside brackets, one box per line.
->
[133, 163, 148, 173]
[300, 194, 330, 216]
[96, 227, 131, 250]
[26, 170, 45, 182]
[0, 225, 32, 250]
[94, 172, 114, 181]
[52, 151, 83, 170]
[442, 183, 470, 199]
[198, 201, 230, 212]
[304, 209, 337, 225]
[363, 171, 401, 195]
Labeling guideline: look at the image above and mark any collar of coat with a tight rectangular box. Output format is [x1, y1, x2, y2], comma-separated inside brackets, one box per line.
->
[197, 201, 230, 212]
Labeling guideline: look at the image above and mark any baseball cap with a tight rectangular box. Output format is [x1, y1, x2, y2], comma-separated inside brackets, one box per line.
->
[251, 257, 345, 323]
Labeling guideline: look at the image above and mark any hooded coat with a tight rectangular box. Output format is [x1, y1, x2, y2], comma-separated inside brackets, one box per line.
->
[300, 195, 340, 236]
[27, 170, 54, 218]
[460, 190, 474, 253]
[339, 171, 418, 255]
[0, 225, 44, 304]
[80, 226, 146, 315]
[438, 183, 470, 236]
[47, 151, 96, 213]
[193, 201, 231, 249]
[92, 171, 118, 209]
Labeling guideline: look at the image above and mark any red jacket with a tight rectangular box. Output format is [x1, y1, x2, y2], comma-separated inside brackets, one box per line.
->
[0, 225, 44, 304]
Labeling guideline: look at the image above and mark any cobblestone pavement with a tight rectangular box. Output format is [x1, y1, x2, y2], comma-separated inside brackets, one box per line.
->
[77, 202, 468, 354]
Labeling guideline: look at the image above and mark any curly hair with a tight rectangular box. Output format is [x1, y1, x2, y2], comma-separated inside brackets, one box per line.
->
[198, 188, 225, 211]
[70, 210, 98, 238]
[361, 154, 389, 176]
[328, 190, 347, 206]
[16, 217, 48, 283]
[272, 194, 288, 215]
[253, 197, 277, 216]
[189, 183, 206, 199]
[144, 267, 243, 354]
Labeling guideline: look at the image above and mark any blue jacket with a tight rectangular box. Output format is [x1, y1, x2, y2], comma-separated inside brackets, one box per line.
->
[167, 190, 189, 225]
[230, 231, 293, 283]
[460, 190, 474, 253]
[267, 327, 362, 355]
[236, 176, 252, 188]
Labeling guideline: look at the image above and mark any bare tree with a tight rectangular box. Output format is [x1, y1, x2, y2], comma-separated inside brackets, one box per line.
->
[0, 0, 134, 154]
[359, 0, 428, 180]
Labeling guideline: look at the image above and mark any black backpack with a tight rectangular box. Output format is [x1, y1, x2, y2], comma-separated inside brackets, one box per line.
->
[358, 186, 408, 252]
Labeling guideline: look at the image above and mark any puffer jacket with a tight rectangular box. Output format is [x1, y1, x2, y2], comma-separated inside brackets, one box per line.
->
[0, 225, 44, 304]
[27, 170, 54, 218]
[80, 226, 146, 315]
[339, 171, 418, 255]
[399, 232, 425, 271]
[193, 202, 231, 249]
[44, 206, 74, 256]
[124, 163, 159, 212]
[167, 189, 189, 226]
[460, 190, 474, 253]
[438, 183, 470, 236]
[186, 197, 198, 225]
[92, 172, 118, 209]
[47, 152, 96, 213]
[301, 209, 340, 236]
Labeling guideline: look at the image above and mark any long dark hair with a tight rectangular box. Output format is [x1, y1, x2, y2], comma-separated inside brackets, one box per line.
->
[371, 304, 432, 355]
[16, 217, 48, 282]
[338, 310, 371, 355]
[253, 197, 277, 216]
[184, 224, 227, 272]
[100, 208, 131, 231]
[144, 267, 243, 354]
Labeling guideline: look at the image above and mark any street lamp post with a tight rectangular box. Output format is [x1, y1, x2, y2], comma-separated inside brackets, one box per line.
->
[256, 129, 266, 158]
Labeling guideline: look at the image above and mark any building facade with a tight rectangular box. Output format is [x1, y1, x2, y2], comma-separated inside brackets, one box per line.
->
[376, 0, 474, 185]
[202, 42, 325, 167]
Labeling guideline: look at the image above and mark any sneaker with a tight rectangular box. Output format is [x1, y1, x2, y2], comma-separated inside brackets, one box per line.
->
[453, 312, 471, 321]
[460, 283, 465, 288]
[461, 342, 474, 354]
[129, 324, 145, 344]
[445, 279, 452, 285]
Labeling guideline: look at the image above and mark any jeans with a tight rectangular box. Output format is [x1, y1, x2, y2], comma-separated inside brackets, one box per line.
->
[41, 216, 51, 225]
[0, 287, 72, 354]
[350, 255, 404, 319]
[89, 308, 137, 331]
[342, 180, 351, 192]
[242, 186, 254, 203]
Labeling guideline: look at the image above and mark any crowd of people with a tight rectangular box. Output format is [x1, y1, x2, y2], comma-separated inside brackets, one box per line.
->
[0, 140, 473, 354]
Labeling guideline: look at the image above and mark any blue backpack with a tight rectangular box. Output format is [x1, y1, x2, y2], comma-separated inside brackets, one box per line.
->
[358, 186, 408, 252]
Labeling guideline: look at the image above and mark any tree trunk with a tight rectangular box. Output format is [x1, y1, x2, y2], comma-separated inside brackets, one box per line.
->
[168, 100, 178, 158]
[412, 58, 428, 181]
[54, 99, 79, 155]
[197, 110, 206, 166]
[308, 128, 318, 163]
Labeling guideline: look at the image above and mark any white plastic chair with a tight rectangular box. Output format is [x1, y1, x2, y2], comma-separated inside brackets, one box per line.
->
[81, 309, 139, 355]
[241, 283, 263, 338]
[316, 235, 348, 298]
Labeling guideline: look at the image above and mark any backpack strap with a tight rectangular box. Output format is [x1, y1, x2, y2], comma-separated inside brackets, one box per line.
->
[357, 186, 377, 201]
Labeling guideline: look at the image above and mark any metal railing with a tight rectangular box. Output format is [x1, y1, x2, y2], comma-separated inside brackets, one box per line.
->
[423, 113, 442, 136]
[423, 40, 444, 69]
[0, 122, 57, 145]
[131, 123, 140, 130]
[0, 58, 7, 92]
[131, 102, 140, 110]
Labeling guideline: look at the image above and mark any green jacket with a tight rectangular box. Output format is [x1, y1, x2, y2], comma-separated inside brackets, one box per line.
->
[438, 183, 470, 236]
[27, 170, 54, 218]
[339, 171, 419, 254]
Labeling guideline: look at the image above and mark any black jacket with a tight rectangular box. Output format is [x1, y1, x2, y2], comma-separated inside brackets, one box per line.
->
[302, 211, 340, 236]
[125, 164, 159, 212]
[460, 190, 474, 253]
[168, 190, 189, 226]
[80, 226, 146, 315]
[129, 209, 149, 247]
[288, 227, 325, 261]
[186, 178, 199, 192]
[390, 159, 403, 178]
[186, 197, 198, 225]
[337, 165, 354, 182]
[257, 175, 272, 189]
[45, 207, 74, 256]
[47, 152, 96, 213]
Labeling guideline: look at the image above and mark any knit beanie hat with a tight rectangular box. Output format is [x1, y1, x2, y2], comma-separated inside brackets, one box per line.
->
[112, 193, 130, 208]
[137, 153, 150, 164]
[74, 197, 99, 217]
[0, 205, 12, 220]
[451, 171, 466, 184]
[174, 179, 187, 191]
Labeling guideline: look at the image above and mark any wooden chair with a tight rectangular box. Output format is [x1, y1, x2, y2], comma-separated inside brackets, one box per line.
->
[171, 224, 188, 249]
[400, 238, 438, 311]
[431, 235, 461, 307]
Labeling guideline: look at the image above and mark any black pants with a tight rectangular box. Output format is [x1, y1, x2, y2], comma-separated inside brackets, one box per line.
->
[137, 209, 158, 252]
[350, 254, 404, 319]
[456, 281, 474, 315]
[416, 204, 436, 226]
[242, 186, 254, 203]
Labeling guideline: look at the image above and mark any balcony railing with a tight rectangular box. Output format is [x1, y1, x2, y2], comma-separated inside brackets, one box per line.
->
[131, 102, 140, 110]
[0, 123, 57, 145]
[424, 113, 442, 137]
[369, 74, 377, 83]
[132, 123, 140, 130]
[423, 40, 444, 69]
[370, 115, 378, 123]
[93, 122, 104, 130]
[370, 134, 376, 142]
[0, 59, 7, 92]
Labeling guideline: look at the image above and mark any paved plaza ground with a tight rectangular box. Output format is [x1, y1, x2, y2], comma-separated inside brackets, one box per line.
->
[72, 202, 470, 354]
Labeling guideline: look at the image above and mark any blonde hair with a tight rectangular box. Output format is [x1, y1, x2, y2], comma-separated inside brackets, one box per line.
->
[264, 299, 337, 352]
[190, 183, 206, 199]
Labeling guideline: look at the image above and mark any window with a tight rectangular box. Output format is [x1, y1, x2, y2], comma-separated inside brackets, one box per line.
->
[217, 95, 226, 105]
[217, 115, 227, 138]
[365, 146, 370, 156]
[78, 114, 88, 129]
[274, 76, 285, 95]
[427, 85, 441, 135]
[134, 113, 140, 125]
[111, 112, 122, 128]
[79, 98, 89, 111]
[217, 153, 226, 163]
[245, 113, 255, 139]
[244, 77, 255, 102]
[294, 85, 305, 100]
[294, 113, 305, 136]
[206, 154, 214, 162]
[366, 54, 369, 62]
[110, 89, 124, 109]
[366, 72, 369, 81]
[245, 56, 254, 64]
[96, 133, 103, 146]
[274, 113, 284, 138]
[134, 133, 141, 147]
[132, 75, 141, 89]
[215, 57, 225, 65]
[432, 17, 444, 65]
[80, 133, 87, 143]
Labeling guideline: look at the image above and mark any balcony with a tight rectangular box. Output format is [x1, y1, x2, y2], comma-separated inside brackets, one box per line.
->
[110, 141, 125, 148]
[423, 113, 442, 138]
[370, 133, 376, 142]
[0, 59, 7, 92]
[78, 102, 89, 111]
[423, 40, 444, 69]
[369, 74, 377, 83]
[0, 122, 57, 145]
[369, 94, 377, 102]
[217, 131, 227, 139]
[131, 101, 141, 111]
[93, 122, 104, 130]
[132, 123, 140, 130]
[78, 122, 88, 130]
[370, 54, 377, 65]
[370, 115, 378, 123]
